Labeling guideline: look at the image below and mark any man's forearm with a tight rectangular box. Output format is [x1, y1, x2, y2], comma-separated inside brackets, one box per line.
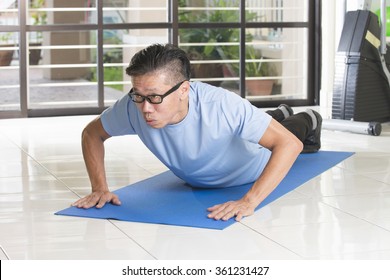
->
[244, 138, 302, 208]
[81, 123, 109, 192]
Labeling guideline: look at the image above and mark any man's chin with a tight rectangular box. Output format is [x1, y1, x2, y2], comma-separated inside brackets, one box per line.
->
[146, 121, 164, 129]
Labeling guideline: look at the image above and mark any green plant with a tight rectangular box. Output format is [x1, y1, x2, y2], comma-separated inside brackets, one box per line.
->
[88, 67, 124, 91]
[30, 0, 47, 43]
[219, 43, 276, 78]
[0, 32, 13, 44]
[31, 0, 47, 25]
[88, 50, 124, 91]
[178, 0, 276, 80]
[179, 0, 257, 61]
[245, 45, 276, 77]
[0, 32, 15, 66]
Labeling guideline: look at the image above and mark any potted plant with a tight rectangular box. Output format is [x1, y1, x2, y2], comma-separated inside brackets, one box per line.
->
[219, 43, 277, 95]
[244, 45, 277, 95]
[178, 0, 235, 85]
[178, 0, 257, 86]
[29, 0, 47, 64]
[0, 32, 15, 66]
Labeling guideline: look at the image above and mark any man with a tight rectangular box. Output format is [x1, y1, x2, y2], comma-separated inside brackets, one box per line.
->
[72, 43, 322, 222]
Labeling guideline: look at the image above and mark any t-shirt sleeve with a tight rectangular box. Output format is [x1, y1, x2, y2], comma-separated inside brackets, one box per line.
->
[100, 95, 136, 136]
[221, 91, 272, 144]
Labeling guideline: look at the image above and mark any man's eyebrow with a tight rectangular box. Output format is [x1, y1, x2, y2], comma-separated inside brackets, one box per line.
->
[132, 87, 159, 94]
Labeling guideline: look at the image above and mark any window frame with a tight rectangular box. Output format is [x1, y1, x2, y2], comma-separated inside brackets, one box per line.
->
[0, 0, 321, 118]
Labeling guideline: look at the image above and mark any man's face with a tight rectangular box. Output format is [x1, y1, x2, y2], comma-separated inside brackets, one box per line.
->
[130, 73, 189, 129]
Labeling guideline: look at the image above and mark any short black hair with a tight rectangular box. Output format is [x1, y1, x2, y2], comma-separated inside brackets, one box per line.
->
[126, 44, 191, 83]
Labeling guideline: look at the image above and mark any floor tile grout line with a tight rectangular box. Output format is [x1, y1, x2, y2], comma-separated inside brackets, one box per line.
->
[29, 161, 84, 199]
[2, 123, 169, 260]
[293, 165, 390, 198]
[317, 200, 390, 233]
[337, 167, 390, 187]
[0, 132, 84, 197]
[1, 117, 389, 260]
[238, 222, 304, 259]
[240, 215, 390, 259]
[11, 144, 87, 199]
[290, 186, 390, 233]
[107, 220, 158, 260]
[294, 188, 390, 200]
[290, 163, 390, 232]
[24, 147, 162, 199]
[0, 245, 11, 260]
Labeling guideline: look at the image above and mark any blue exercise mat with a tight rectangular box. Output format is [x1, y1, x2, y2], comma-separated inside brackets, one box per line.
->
[56, 151, 354, 230]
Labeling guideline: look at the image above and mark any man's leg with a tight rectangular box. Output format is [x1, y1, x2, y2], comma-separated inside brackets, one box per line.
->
[266, 104, 294, 122]
[280, 110, 322, 153]
[266, 105, 322, 153]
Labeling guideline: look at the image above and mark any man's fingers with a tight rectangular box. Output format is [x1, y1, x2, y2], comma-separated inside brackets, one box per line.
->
[235, 211, 244, 222]
[96, 193, 121, 208]
[72, 192, 121, 209]
[72, 196, 96, 208]
[207, 202, 229, 219]
[96, 197, 108, 208]
[207, 202, 236, 220]
[206, 203, 222, 212]
[207, 201, 255, 221]
[220, 204, 237, 221]
[111, 196, 121, 206]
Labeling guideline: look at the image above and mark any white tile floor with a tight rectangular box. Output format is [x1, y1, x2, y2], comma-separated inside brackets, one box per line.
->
[0, 108, 390, 260]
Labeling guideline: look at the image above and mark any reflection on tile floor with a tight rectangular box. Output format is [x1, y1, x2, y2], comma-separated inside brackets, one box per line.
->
[0, 110, 390, 260]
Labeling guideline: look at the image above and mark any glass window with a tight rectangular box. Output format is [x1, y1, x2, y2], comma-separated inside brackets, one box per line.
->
[0, 1, 18, 25]
[29, 0, 97, 25]
[245, 28, 308, 101]
[103, 28, 169, 106]
[0, 31, 19, 111]
[0, 1, 19, 112]
[28, 30, 96, 109]
[27, 28, 169, 109]
[245, 0, 309, 23]
[103, 0, 169, 24]
[179, 27, 240, 88]
[179, 0, 240, 23]
[0, 0, 318, 117]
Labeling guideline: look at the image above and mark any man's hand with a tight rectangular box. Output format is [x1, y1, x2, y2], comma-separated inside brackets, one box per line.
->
[72, 191, 121, 209]
[75, 117, 119, 210]
[207, 198, 257, 222]
[207, 119, 303, 223]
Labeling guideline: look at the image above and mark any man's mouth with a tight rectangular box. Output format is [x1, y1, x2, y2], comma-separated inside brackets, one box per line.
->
[145, 116, 156, 125]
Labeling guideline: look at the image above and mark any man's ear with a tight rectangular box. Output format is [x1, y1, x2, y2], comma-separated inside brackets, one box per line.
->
[179, 80, 190, 100]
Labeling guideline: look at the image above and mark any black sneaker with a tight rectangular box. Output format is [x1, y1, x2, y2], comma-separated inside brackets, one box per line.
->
[302, 109, 322, 153]
[278, 104, 294, 120]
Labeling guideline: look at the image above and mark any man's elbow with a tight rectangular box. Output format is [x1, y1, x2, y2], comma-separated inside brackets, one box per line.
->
[81, 118, 109, 143]
[81, 122, 95, 142]
[291, 136, 303, 155]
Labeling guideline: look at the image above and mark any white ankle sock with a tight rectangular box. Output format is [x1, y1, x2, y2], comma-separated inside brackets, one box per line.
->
[279, 106, 290, 119]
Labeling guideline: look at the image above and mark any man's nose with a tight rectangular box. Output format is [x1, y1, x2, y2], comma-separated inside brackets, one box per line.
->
[141, 100, 154, 112]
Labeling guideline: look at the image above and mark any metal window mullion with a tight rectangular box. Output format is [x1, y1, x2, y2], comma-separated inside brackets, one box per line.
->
[18, 0, 28, 117]
[0, 26, 19, 32]
[239, 0, 246, 98]
[313, 0, 322, 105]
[170, 0, 178, 45]
[97, 0, 104, 108]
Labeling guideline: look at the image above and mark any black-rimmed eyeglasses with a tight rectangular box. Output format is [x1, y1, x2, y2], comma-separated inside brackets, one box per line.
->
[128, 80, 187, 104]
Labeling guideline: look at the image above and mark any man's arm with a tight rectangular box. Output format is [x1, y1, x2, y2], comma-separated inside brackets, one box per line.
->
[72, 117, 121, 209]
[207, 118, 303, 221]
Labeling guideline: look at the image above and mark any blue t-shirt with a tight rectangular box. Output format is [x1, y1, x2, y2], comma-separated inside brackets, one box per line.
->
[101, 81, 272, 188]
